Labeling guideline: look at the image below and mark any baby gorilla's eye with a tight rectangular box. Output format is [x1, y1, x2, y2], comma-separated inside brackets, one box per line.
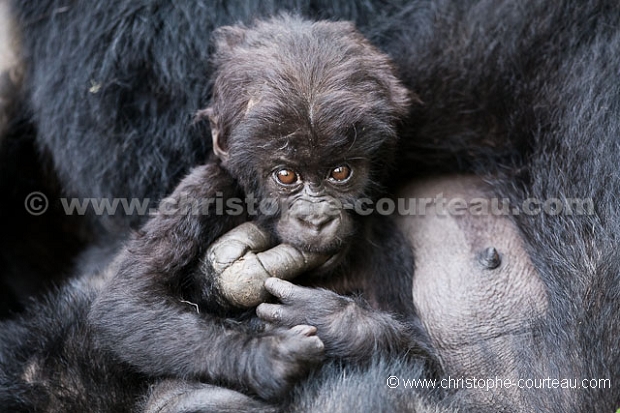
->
[274, 168, 299, 185]
[329, 165, 352, 182]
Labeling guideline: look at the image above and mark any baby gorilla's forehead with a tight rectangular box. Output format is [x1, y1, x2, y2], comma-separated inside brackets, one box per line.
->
[241, 94, 388, 158]
[260, 134, 353, 168]
[242, 113, 369, 165]
[244, 71, 396, 130]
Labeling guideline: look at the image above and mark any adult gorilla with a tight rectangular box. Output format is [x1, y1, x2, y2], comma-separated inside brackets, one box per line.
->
[0, 0, 619, 412]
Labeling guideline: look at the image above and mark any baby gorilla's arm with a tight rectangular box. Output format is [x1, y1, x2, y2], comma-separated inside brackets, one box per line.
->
[89, 163, 325, 400]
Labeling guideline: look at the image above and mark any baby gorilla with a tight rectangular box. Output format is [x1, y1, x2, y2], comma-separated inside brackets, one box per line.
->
[90, 14, 425, 407]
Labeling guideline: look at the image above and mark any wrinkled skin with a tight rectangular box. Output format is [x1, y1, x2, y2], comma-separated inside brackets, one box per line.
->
[206, 222, 328, 308]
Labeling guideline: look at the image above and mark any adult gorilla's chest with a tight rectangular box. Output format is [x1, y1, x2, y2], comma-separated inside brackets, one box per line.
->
[396, 175, 548, 406]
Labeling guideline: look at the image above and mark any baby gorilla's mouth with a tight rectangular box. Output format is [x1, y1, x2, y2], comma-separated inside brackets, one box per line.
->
[283, 233, 346, 258]
[302, 244, 349, 276]
[276, 212, 352, 256]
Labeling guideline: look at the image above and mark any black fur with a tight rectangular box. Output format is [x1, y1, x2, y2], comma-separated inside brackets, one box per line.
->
[0, 280, 148, 412]
[0, 105, 90, 317]
[0, 0, 410, 314]
[10, 0, 407, 234]
[2, 0, 620, 412]
[85, 15, 430, 407]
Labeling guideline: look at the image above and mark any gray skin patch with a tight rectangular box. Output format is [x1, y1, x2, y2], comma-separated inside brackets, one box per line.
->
[395, 175, 547, 405]
[0, 1, 19, 74]
[21, 359, 40, 384]
[206, 222, 329, 308]
[0, 0, 22, 139]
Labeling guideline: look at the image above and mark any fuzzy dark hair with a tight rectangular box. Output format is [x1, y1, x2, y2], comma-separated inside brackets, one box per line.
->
[206, 14, 410, 195]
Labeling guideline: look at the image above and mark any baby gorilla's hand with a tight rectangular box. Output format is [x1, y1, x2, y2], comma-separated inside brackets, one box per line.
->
[256, 278, 365, 356]
[248, 324, 324, 400]
[206, 222, 328, 308]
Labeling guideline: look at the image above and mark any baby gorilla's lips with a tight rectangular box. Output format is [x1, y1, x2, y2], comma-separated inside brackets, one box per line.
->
[279, 227, 351, 276]
[274, 228, 346, 276]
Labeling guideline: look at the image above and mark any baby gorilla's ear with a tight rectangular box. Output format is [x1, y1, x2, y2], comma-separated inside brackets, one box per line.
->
[195, 107, 229, 163]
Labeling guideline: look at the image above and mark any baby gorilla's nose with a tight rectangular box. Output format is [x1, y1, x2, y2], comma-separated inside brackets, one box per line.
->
[277, 198, 347, 253]
[290, 200, 339, 232]
[292, 212, 341, 246]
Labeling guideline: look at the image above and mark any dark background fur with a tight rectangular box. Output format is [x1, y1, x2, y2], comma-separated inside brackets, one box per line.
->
[1, 0, 619, 411]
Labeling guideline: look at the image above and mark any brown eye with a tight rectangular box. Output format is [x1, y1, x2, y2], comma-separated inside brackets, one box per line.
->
[329, 165, 351, 182]
[275, 168, 298, 185]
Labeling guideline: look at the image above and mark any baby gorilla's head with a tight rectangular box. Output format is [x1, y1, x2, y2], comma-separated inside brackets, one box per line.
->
[204, 14, 410, 254]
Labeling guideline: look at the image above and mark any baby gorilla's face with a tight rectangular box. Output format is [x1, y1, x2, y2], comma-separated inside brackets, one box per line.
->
[265, 158, 371, 255]
[205, 15, 411, 259]
[224, 103, 378, 257]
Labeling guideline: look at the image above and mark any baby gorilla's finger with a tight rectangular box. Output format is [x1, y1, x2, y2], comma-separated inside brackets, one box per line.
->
[256, 300, 307, 327]
[263, 278, 310, 304]
[207, 222, 273, 272]
[289, 324, 317, 336]
[285, 325, 324, 357]
[256, 303, 285, 324]
[217, 253, 271, 308]
[213, 245, 324, 309]
[255, 244, 328, 280]
[218, 222, 272, 251]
